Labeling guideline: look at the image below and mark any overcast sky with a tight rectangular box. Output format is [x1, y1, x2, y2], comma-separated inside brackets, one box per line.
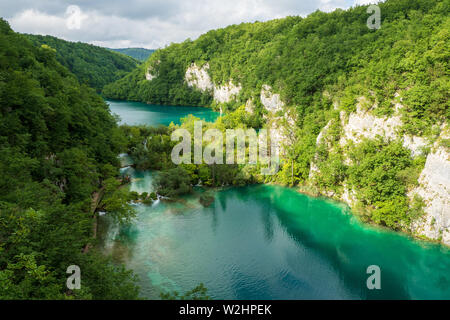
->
[3, 0, 378, 49]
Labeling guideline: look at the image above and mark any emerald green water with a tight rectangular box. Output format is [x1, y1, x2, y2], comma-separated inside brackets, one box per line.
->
[101, 165, 450, 300]
[107, 100, 219, 126]
[101, 101, 450, 300]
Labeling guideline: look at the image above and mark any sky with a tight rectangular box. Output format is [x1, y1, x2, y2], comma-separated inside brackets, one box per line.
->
[2, 0, 379, 49]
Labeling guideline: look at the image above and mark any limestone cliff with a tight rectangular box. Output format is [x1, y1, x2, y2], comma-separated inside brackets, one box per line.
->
[410, 126, 450, 244]
[185, 63, 214, 91]
[214, 81, 242, 104]
[145, 60, 160, 81]
[261, 85, 284, 113]
[184, 61, 449, 246]
[184, 63, 241, 103]
[310, 96, 449, 245]
[145, 67, 156, 81]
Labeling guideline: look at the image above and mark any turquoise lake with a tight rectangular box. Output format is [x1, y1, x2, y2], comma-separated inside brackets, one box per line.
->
[107, 100, 219, 126]
[100, 101, 450, 300]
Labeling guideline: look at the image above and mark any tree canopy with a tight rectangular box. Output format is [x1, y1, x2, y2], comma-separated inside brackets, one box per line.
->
[0, 18, 139, 299]
[26, 34, 139, 92]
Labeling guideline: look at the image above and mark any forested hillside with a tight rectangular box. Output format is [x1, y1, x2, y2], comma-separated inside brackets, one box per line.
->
[26, 34, 138, 92]
[109, 48, 155, 62]
[104, 0, 449, 240]
[104, 0, 447, 131]
[0, 19, 139, 299]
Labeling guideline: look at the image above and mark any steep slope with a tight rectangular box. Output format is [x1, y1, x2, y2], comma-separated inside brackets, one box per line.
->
[109, 48, 155, 61]
[0, 19, 138, 299]
[104, 0, 449, 244]
[26, 34, 138, 92]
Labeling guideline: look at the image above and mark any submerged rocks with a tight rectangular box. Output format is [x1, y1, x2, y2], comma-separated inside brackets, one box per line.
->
[199, 193, 215, 207]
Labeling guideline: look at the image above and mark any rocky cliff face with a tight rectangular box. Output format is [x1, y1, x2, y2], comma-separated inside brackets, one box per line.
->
[214, 81, 242, 104]
[184, 63, 295, 154]
[338, 98, 430, 158]
[338, 99, 402, 147]
[410, 126, 450, 244]
[185, 63, 214, 91]
[310, 96, 449, 245]
[184, 63, 290, 111]
[184, 61, 450, 246]
[261, 85, 284, 113]
[145, 67, 156, 81]
[145, 60, 160, 81]
[184, 63, 241, 103]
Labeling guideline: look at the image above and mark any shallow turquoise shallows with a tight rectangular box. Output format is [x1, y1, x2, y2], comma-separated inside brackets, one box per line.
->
[101, 101, 450, 300]
[107, 100, 219, 126]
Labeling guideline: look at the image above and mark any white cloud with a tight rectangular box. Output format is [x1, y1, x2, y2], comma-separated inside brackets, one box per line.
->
[10, 9, 66, 35]
[353, 0, 380, 5]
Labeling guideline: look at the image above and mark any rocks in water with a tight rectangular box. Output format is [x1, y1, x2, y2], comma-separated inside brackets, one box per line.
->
[142, 192, 158, 205]
[142, 198, 153, 205]
[199, 194, 215, 207]
[130, 191, 158, 205]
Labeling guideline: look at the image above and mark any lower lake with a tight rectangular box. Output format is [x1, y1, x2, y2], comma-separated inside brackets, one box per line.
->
[100, 101, 450, 300]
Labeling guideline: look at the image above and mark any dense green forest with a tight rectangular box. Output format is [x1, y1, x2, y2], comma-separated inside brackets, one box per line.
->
[109, 48, 155, 62]
[106, 0, 449, 234]
[0, 0, 448, 300]
[25, 35, 139, 92]
[104, 0, 448, 131]
[0, 19, 139, 299]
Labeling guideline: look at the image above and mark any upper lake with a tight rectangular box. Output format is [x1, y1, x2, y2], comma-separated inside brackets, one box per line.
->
[107, 100, 219, 126]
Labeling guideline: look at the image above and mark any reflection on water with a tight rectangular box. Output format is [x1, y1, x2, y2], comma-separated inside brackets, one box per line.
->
[101, 103, 450, 300]
[99, 167, 450, 300]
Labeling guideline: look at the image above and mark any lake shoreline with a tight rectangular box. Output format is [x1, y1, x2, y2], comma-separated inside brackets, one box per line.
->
[102, 166, 450, 299]
[283, 182, 448, 248]
[106, 101, 449, 299]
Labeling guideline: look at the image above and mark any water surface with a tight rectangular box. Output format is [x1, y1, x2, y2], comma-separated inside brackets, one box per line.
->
[100, 101, 450, 300]
[100, 165, 450, 300]
[107, 100, 218, 126]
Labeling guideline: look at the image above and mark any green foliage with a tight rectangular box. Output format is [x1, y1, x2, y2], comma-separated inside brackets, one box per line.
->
[160, 283, 211, 300]
[346, 139, 415, 229]
[122, 111, 257, 191]
[0, 19, 139, 299]
[1, 0, 444, 300]
[371, 196, 409, 229]
[120, 125, 175, 170]
[153, 167, 192, 197]
[109, 48, 155, 62]
[104, 0, 447, 132]
[100, 178, 136, 223]
[106, 0, 446, 237]
[26, 34, 138, 92]
[409, 194, 426, 222]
